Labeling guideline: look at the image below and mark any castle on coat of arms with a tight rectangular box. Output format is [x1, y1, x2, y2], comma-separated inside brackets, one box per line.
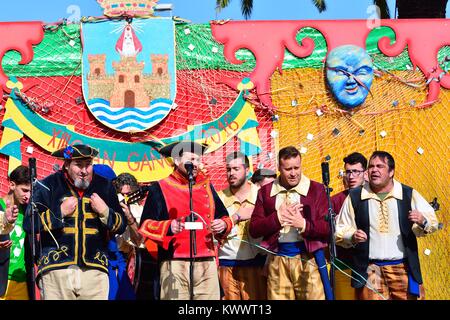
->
[87, 23, 170, 108]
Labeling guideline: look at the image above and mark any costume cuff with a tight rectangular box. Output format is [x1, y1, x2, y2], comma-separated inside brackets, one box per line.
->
[412, 220, 431, 237]
[139, 219, 173, 250]
[336, 230, 355, 249]
[215, 216, 232, 240]
[99, 207, 110, 225]
[276, 209, 283, 226]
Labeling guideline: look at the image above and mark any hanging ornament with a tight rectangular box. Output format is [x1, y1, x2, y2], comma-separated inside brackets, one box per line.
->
[237, 77, 254, 98]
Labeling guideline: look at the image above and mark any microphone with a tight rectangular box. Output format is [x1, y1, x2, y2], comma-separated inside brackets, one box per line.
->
[321, 161, 330, 187]
[52, 163, 60, 172]
[29, 157, 37, 182]
[184, 161, 194, 182]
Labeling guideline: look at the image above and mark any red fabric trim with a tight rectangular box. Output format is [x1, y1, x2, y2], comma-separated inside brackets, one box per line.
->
[171, 169, 209, 186]
[139, 219, 172, 250]
[144, 239, 158, 260]
[215, 216, 232, 241]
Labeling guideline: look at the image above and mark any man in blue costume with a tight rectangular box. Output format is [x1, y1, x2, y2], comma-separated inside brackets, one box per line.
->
[24, 144, 126, 300]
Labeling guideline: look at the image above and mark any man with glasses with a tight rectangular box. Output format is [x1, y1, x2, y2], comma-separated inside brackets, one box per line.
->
[331, 152, 367, 300]
[250, 168, 277, 188]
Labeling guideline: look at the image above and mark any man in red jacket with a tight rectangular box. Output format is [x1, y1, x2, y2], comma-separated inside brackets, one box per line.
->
[139, 141, 232, 300]
[249, 146, 330, 300]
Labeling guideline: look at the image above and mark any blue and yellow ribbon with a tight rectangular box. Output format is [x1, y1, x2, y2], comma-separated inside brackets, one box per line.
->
[0, 82, 261, 182]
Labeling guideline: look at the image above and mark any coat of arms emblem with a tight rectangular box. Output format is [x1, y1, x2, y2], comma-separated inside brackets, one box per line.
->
[82, 17, 176, 132]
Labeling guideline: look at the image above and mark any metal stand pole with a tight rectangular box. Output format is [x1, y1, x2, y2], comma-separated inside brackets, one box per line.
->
[322, 161, 336, 298]
[188, 178, 196, 300]
[28, 157, 38, 300]
[325, 184, 337, 296]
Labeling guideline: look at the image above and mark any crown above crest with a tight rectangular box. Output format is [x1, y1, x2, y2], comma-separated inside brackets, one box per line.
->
[97, 0, 159, 17]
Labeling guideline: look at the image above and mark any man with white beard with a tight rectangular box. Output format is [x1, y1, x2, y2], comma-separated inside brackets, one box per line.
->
[24, 144, 126, 300]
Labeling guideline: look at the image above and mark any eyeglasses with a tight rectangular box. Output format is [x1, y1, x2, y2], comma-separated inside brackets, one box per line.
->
[345, 169, 365, 176]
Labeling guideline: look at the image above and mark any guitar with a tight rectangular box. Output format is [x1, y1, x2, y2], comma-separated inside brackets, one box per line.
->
[121, 184, 159, 295]
[122, 185, 152, 206]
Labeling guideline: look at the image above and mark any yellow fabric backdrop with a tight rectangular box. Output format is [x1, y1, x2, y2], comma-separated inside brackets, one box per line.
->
[271, 68, 449, 300]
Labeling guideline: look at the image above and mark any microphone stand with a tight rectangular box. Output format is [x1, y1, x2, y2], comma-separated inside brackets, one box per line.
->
[28, 157, 38, 300]
[321, 162, 336, 299]
[187, 174, 196, 300]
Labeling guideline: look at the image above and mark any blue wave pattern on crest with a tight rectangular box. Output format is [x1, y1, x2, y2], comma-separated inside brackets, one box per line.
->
[88, 98, 172, 131]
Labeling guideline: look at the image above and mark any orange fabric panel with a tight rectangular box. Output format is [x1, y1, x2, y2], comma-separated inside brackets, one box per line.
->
[145, 239, 158, 260]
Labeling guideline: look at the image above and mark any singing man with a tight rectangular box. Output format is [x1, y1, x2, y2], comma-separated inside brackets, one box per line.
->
[139, 140, 232, 300]
[249, 146, 332, 300]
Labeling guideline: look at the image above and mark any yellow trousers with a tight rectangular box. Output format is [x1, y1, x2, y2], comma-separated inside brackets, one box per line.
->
[267, 254, 325, 300]
[0, 280, 29, 300]
[357, 263, 425, 300]
[334, 268, 356, 300]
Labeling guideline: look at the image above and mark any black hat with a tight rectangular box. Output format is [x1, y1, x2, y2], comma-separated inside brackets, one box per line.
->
[158, 141, 208, 158]
[251, 168, 277, 183]
[51, 144, 99, 160]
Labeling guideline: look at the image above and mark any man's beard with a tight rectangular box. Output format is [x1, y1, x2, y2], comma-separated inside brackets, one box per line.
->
[74, 178, 90, 190]
[229, 176, 246, 189]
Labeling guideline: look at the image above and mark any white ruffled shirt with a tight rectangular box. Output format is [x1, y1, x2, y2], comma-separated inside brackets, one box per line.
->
[336, 180, 439, 260]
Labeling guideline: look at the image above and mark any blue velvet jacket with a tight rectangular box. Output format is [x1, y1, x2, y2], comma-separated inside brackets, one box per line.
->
[24, 171, 126, 276]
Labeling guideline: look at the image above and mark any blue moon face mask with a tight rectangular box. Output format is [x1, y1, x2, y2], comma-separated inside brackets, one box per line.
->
[326, 45, 374, 109]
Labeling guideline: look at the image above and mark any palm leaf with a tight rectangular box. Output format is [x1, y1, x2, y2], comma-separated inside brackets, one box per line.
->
[241, 0, 253, 19]
[215, 0, 253, 19]
[312, 0, 327, 13]
[374, 0, 390, 18]
[215, 0, 231, 13]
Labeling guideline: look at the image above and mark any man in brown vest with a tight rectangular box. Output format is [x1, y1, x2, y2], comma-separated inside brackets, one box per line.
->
[336, 151, 439, 300]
